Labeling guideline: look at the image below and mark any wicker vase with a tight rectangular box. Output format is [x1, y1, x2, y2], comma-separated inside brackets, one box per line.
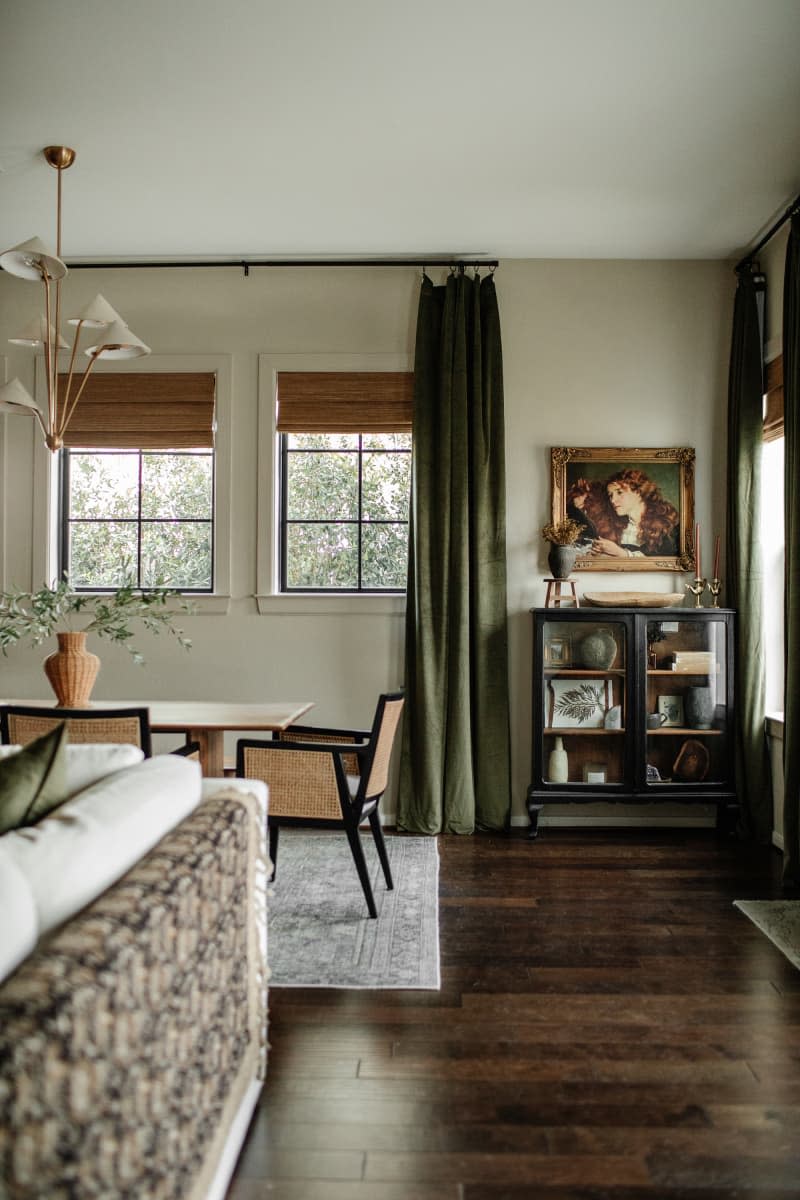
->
[43, 631, 100, 708]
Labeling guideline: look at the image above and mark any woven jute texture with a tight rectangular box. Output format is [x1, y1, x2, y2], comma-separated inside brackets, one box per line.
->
[0, 793, 266, 1200]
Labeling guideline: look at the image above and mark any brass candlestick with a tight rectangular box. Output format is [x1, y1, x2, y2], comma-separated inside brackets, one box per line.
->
[686, 577, 706, 607]
[708, 577, 721, 607]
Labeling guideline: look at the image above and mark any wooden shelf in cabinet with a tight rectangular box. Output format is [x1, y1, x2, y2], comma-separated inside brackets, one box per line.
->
[545, 669, 626, 677]
[544, 727, 625, 736]
[647, 727, 723, 736]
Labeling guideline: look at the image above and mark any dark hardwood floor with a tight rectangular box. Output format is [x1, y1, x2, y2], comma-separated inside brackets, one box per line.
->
[226, 828, 800, 1199]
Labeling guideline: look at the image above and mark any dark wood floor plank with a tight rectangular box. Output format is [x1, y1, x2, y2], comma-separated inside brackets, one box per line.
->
[227, 829, 798, 1197]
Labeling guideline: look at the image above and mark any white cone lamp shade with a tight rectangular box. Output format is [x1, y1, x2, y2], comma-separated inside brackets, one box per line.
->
[9, 315, 69, 349]
[0, 377, 41, 415]
[67, 293, 123, 329]
[0, 236, 68, 281]
[85, 319, 150, 360]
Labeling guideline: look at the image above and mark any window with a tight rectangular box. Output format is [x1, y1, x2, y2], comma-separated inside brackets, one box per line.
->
[762, 355, 784, 713]
[61, 449, 213, 590]
[57, 370, 216, 592]
[276, 371, 413, 593]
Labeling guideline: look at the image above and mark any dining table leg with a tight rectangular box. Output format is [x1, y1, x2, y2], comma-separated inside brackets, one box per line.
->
[189, 728, 225, 778]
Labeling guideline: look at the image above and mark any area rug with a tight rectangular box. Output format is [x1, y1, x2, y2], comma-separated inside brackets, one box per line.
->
[267, 831, 440, 989]
[734, 899, 800, 970]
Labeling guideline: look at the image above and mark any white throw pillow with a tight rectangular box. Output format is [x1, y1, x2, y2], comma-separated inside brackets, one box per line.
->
[2, 755, 202, 936]
[0, 742, 145, 798]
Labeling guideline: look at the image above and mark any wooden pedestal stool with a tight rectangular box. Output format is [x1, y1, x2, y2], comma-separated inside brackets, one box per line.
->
[544, 578, 580, 608]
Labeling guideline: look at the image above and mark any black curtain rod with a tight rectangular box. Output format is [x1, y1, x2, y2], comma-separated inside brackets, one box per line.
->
[65, 256, 499, 274]
[736, 192, 800, 272]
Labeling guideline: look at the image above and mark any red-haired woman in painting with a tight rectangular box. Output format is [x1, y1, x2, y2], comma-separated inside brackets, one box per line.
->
[569, 468, 679, 558]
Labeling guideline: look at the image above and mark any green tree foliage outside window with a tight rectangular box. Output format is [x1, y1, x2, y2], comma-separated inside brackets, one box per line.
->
[283, 433, 410, 591]
[64, 450, 213, 591]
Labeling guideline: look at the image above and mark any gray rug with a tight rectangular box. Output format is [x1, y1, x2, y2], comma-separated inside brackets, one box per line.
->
[734, 899, 800, 970]
[267, 831, 440, 989]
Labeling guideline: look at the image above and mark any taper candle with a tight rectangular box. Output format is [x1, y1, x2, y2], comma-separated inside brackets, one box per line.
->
[695, 523, 701, 577]
[713, 534, 720, 581]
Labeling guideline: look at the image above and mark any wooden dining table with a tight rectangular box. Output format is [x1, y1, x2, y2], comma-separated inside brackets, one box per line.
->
[1, 698, 315, 778]
[146, 700, 314, 776]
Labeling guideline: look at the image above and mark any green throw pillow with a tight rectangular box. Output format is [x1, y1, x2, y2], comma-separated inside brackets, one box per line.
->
[0, 724, 70, 834]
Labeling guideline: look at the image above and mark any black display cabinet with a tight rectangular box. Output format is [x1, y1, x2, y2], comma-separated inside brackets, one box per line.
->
[527, 606, 736, 837]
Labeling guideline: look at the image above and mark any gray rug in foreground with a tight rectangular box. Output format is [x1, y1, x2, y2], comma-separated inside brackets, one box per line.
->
[734, 899, 800, 970]
[268, 831, 440, 989]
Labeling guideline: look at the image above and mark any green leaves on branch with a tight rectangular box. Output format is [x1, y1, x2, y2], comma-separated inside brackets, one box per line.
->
[0, 578, 194, 665]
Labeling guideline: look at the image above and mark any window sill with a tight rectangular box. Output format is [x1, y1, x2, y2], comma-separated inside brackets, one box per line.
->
[766, 712, 785, 739]
[255, 593, 405, 616]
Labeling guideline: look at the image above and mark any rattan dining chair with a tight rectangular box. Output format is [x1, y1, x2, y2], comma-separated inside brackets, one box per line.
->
[0, 704, 154, 754]
[0, 704, 199, 760]
[236, 691, 405, 918]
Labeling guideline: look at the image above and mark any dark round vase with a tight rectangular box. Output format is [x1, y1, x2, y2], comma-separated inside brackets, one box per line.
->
[685, 685, 713, 729]
[580, 628, 618, 670]
[547, 543, 578, 580]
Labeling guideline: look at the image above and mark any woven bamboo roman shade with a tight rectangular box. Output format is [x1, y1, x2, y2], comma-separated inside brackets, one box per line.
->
[60, 373, 216, 449]
[764, 355, 784, 443]
[276, 372, 413, 434]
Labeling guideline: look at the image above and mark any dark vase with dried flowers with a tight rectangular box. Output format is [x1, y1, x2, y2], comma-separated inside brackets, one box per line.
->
[541, 518, 584, 580]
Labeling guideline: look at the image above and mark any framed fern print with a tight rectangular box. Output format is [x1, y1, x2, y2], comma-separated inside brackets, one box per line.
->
[548, 677, 612, 728]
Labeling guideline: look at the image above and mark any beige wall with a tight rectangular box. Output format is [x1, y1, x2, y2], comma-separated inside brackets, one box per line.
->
[0, 259, 734, 823]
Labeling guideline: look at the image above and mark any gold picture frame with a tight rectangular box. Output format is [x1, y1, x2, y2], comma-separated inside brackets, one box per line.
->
[550, 447, 695, 572]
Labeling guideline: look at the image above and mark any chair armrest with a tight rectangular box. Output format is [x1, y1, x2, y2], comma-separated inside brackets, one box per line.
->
[253, 739, 368, 759]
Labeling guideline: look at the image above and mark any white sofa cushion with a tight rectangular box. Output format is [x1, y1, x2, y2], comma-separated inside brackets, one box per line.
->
[0, 843, 38, 983]
[2, 755, 202, 937]
[0, 743, 146, 798]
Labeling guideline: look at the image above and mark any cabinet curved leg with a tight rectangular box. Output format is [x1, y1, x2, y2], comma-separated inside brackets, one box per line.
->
[526, 799, 543, 839]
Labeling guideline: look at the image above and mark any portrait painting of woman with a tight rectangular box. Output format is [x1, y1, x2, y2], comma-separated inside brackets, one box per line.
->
[552, 447, 694, 572]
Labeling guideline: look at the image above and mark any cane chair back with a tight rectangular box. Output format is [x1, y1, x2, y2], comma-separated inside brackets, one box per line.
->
[0, 705, 153, 757]
[360, 694, 405, 801]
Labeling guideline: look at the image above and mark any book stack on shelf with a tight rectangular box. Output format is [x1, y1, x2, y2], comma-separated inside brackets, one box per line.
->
[669, 650, 716, 673]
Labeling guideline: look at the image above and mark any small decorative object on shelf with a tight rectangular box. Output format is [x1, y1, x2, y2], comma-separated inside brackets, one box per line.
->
[579, 627, 617, 669]
[541, 518, 584, 580]
[710, 535, 721, 607]
[686, 576, 706, 607]
[548, 736, 569, 783]
[685, 685, 713, 729]
[672, 738, 710, 782]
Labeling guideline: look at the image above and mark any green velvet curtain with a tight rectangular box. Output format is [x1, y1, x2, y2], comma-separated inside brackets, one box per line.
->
[726, 264, 771, 841]
[398, 271, 511, 834]
[783, 213, 800, 885]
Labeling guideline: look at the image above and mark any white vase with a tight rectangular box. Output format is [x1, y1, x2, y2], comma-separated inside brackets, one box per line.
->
[548, 735, 569, 783]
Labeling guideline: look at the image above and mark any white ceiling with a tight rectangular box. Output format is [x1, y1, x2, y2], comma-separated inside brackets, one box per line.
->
[2, 0, 800, 263]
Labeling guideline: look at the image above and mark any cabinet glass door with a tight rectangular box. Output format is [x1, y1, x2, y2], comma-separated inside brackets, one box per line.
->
[542, 618, 626, 787]
[644, 616, 729, 787]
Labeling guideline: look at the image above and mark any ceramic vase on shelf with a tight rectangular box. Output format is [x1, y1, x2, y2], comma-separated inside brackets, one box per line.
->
[43, 631, 100, 708]
[685, 685, 713, 730]
[547, 543, 578, 580]
[548, 736, 569, 783]
[580, 627, 617, 670]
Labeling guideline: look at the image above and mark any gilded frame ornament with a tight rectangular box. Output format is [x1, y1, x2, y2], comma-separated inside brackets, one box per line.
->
[550, 446, 695, 573]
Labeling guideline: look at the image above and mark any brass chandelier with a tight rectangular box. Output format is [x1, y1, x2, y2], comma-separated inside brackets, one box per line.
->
[0, 146, 150, 451]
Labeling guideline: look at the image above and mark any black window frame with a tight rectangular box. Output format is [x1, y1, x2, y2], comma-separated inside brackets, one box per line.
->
[59, 447, 216, 593]
[279, 432, 411, 593]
